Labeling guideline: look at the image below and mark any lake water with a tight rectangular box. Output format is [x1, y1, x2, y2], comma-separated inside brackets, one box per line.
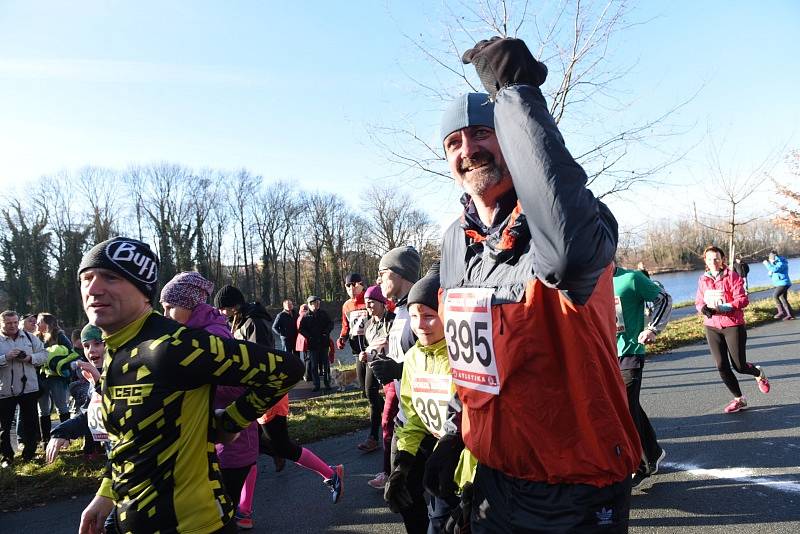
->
[649, 256, 800, 303]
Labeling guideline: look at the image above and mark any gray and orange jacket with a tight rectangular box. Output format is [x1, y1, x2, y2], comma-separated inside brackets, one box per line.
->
[439, 84, 639, 488]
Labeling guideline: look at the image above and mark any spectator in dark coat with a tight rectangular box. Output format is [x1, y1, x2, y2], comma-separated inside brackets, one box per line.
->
[272, 299, 298, 354]
[214, 285, 275, 348]
[298, 296, 334, 392]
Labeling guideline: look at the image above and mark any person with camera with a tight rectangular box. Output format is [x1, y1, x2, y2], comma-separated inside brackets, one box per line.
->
[0, 309, 48, 466]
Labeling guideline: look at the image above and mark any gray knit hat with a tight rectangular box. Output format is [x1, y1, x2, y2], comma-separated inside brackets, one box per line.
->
[407, 262, 440, 312]
[440, 92, 495, 145]
[379, 246, 421, 283]
[78, 237, 160, 301]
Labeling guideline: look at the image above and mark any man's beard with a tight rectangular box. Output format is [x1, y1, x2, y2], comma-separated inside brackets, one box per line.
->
[458, 150, 509, 197]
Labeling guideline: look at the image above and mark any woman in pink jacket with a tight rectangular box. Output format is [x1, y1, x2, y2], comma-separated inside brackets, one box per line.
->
[695, 246, 771, 413]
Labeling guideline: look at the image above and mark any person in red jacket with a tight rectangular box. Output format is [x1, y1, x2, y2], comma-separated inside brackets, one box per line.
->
[434, 37, 640, 532]
[695, 245, 771, 414]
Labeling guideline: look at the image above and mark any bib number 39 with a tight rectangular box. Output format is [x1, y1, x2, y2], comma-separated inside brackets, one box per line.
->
[443, 288, 500, 395]
[87, 391, 109, 442]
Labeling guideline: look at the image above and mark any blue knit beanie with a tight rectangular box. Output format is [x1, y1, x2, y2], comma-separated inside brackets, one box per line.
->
[440, 92, 495, 145]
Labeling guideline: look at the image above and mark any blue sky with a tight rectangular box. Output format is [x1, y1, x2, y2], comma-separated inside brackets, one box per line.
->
[1, 1, 798, 233]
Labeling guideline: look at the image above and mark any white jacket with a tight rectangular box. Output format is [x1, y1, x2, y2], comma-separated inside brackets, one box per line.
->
[0, 330, 47, 398]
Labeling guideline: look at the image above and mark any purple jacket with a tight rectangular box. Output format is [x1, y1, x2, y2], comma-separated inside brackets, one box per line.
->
[187, 303, 259, 469]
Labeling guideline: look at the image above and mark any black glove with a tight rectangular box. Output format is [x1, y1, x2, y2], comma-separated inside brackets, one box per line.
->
[701, 305, 716, 319]
[444, 482, 474, 534]
[423, 433, 465, 499]
[384, 450, 416, 513]
[369, 356, 403, 385]
[462, 37, 548, 99]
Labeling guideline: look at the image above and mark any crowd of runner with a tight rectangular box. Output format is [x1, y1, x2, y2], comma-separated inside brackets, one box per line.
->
[0, 37, 795, 534]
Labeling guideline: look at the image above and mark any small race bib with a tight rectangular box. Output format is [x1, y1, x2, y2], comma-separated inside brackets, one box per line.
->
[410, 372, 452, 438]
[387, 318, 409, 363]
[348, 309, 369, 337]
[443, 288, 500, 395]
[87, 391, 108, 442]
[614, 296, 626, 333]
[704, 289, 724, 308]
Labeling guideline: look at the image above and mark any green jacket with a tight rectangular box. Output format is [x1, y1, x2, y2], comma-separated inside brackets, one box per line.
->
[397, 338, 454, 455]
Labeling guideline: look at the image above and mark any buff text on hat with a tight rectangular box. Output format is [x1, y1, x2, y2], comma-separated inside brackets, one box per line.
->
[78, 237, 160, 301]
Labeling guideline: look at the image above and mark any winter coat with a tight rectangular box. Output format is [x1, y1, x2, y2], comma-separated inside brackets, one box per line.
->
[0, 330, 47, 398]
[764, 255, 791, 287]
[295, 309, 309, 352]
[232, 302, 275, 348]
[187, 303, 259, 470]
[439, 85, 639, 487]
[298, 309, 334, 351]
[695, 268, 748, 328]
[272, 309, 298, 351]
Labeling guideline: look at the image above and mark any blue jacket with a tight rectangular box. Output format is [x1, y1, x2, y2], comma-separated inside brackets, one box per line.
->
[765, 256, 791, 287]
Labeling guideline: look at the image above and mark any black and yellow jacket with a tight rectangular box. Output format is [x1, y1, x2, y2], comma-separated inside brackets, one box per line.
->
[97, 311, 303, 533]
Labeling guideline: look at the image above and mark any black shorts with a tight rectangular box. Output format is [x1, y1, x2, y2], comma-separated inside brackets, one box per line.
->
[471, 463, 631, 533]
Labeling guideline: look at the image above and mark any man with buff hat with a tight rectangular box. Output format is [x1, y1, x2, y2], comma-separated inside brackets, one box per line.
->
[76, 237, 304, 534]
[435, 38, 639, 531]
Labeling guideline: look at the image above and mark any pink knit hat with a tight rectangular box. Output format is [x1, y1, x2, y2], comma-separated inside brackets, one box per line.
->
[160, 271, 214, 310]
[363, 285, 387, 304]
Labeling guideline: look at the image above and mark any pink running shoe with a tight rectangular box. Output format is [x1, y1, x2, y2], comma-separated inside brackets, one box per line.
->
[724, 396, 748, 413]
[367, 471, 388, 489]
[755, 366, 770, 393]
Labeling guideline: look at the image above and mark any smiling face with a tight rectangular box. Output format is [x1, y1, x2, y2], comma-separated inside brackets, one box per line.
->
[365, 298, 385, 319]
[444, 125, 512, 198]
[409, 303, 444, 346]
[83, 339, 106, 367]
[80, 268, 151, 335]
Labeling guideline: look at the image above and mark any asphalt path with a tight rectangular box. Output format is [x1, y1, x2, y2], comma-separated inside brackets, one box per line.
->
[3, 318, 798, 533]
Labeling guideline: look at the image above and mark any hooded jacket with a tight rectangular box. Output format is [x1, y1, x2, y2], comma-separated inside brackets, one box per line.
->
[764, 255, 791, 287]
[233, 302, 275, 348]
[185, 303, 259, 469]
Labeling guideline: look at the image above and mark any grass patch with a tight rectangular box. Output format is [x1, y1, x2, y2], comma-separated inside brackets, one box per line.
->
[288, 390, 370, 444]
[0, 442, 105, 512]
[649, 291, 799, 355]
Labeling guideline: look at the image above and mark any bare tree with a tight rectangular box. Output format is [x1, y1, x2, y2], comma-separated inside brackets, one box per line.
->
[360, 185, 436, 255]
[774, 150, 800, 240]
[375, 0, 694, 198]
[228, 169, 259, 297]
[694, 135, 782, 260]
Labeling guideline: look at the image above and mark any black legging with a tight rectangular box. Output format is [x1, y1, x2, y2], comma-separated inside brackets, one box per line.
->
[220, 464, 253, 507]
[259, 415, 302, 462]
[705, 324, 760, 397]
[773, 285, 795, 317]
[356, 360, 384, 442]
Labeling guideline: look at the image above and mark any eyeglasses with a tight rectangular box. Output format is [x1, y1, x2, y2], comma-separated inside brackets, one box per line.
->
[345, 282, 362, 288]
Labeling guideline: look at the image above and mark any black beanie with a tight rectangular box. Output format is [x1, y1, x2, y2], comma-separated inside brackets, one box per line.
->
[407, 262, 441, 312]
[78, 237, 160, 301]
[214, 285, 245, 309]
